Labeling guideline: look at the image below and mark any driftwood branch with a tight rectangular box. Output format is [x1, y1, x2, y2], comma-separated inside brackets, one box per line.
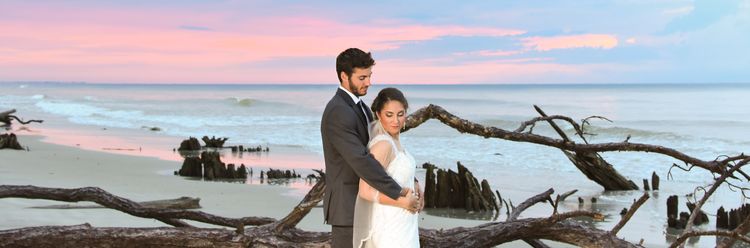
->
[509, 188, 553, 221]
[30, 196, 201, 210]
[611, 192, 650, 235]
[0, 185, 276, 229]
[403, 104, 728, 176]
[1, 109, 43, 127]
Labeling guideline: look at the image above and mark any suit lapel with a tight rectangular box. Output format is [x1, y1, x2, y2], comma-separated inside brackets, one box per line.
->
[336, 89, 369, 141]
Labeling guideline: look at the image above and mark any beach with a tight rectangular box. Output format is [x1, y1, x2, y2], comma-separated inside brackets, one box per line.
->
[2, 82, 749, 247]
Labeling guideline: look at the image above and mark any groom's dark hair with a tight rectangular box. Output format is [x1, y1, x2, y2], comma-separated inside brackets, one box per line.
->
[336, 48, 375, 83]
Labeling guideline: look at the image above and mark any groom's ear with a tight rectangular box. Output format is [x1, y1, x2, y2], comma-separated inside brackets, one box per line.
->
[339, 71, 348, 84]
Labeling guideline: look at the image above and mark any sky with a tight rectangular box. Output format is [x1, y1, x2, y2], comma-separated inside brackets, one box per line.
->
[1, 0, 748, 84]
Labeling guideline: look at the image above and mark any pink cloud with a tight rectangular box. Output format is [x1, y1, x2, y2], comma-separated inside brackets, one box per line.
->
[522, 34, 619, 51]
[454, 50, 522, 57]
[374, 58, 587, 84]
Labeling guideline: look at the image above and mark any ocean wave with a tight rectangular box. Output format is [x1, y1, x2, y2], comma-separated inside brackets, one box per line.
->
[225, 97, 255, 107]
[578, 126, 683, 140]
[35, 99, 318, 130]
[30, 94, 47, 100]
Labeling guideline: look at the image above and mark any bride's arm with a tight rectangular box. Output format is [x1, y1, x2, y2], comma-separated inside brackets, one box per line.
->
[358, 141, 411, 208]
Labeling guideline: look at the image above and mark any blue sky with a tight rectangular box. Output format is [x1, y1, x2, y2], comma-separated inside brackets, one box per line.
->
[0, 0, 748, 84]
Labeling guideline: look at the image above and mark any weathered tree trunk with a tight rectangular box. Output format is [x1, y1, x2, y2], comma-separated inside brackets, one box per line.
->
[534, 105, 638, 191]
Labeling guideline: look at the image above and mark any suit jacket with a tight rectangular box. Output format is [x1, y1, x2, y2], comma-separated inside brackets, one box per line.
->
[321, 88, 403, 226]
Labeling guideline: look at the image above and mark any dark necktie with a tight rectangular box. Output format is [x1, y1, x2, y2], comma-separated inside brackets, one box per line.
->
[359, 101, 372, 123]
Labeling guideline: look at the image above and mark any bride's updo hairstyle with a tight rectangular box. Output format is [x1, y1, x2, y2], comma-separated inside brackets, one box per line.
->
[370, 87, 408, 120]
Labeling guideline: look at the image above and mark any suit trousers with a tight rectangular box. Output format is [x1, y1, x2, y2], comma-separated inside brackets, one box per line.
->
[331, 225, 354, 248]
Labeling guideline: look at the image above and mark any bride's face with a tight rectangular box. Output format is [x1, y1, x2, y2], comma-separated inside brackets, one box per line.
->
[376, 100, 407, 136]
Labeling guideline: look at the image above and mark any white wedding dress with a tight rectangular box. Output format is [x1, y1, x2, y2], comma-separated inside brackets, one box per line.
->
[353, 126, 420, 248]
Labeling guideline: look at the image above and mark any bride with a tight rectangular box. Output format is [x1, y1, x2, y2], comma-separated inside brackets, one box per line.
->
[353, 87, 422, 248]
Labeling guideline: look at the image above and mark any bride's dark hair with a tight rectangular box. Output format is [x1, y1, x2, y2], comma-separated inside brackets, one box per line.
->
[370, 87, 408, 120]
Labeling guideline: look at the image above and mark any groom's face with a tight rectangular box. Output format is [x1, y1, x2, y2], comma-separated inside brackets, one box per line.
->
[344, 67, 373, 97]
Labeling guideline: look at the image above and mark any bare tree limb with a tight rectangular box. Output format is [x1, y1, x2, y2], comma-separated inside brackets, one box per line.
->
[682, 159, 750, 233]
[0, 185, 276, 229]
[403, 104, 724, 175]
[509, 188, 554, 221]
[611, 192, 650, 235]
[270, 170, 325, 233]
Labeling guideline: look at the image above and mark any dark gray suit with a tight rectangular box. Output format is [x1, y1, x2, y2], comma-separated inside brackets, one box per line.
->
[321, 88, 403, 247]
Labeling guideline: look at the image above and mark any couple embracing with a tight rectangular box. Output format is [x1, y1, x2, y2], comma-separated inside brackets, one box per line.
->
[321, 48, 422, 248]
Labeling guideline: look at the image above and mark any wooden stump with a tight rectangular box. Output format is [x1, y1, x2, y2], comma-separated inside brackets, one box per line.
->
[730, 209, 739, 229]
[177, 157, 202, 177]
[202, 136, 228, 148]
[642, 179, 650, 191]
[178, 137, 201, 151]
[685, 202, 708, 225]
[481, 179, 499, 211]
[424, 163, 437, 208]
[717, 206, 728, 229]
[667, 195, 679, 228]
[0, 133, 24, 150]
[448, 170, 463, 208]
[651, 172, 660, 190]
[427, 162, 499, 212]
[436, 169, 451, 208]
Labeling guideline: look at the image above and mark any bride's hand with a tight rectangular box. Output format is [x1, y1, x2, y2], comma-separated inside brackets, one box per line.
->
[414, 183, 425, 213]
[397, 189, 419, 214]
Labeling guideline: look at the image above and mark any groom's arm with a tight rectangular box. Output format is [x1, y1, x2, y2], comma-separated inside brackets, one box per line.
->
[325, 104, 403, 200]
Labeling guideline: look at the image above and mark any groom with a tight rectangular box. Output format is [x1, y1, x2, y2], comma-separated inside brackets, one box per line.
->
[321, 48, 419, 248]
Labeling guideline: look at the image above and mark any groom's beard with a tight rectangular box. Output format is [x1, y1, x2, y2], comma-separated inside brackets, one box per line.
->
[348, 78, 366, 97]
